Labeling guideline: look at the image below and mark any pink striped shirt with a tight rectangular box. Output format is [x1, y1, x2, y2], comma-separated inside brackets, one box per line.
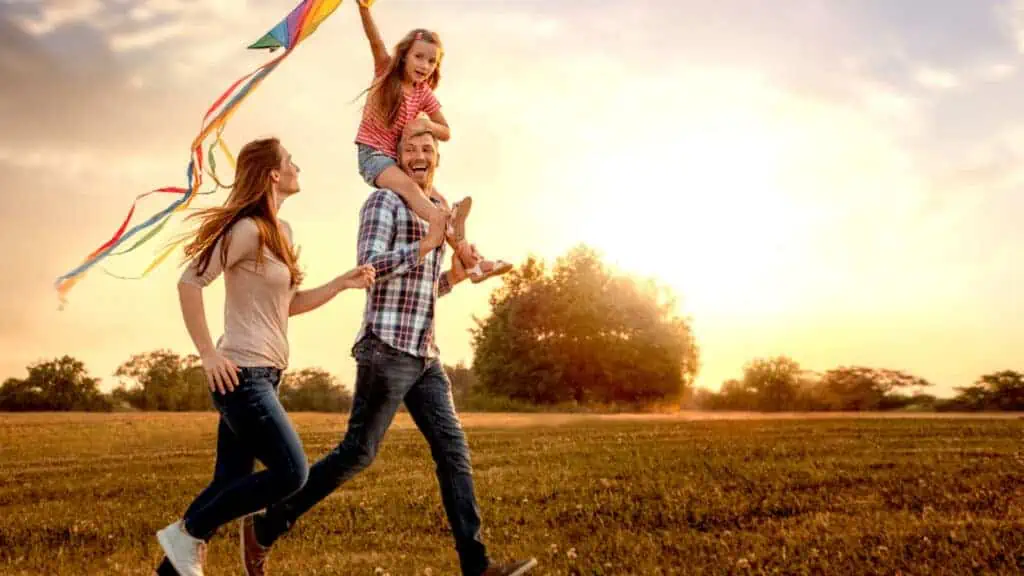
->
[355, 62, 442, 159]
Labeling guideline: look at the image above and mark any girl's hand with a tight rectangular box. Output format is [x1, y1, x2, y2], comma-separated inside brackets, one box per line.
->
[201, 351, 239, 395]
[335, 264, 376, 291]
[406, 112, 433, 136]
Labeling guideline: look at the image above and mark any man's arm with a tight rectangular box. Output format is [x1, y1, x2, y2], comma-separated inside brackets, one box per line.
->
[357, 190, 439, 282]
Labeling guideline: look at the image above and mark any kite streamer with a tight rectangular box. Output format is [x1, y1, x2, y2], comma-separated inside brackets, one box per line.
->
[54, 0, 348, 305]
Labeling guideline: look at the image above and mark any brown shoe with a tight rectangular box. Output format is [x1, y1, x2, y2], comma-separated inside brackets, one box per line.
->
[482, 558, 538, 575]
[240, 514, 269, 576]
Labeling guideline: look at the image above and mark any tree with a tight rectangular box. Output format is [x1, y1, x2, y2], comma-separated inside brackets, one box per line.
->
[818, 366, 932, 411]
[977, 370, 1024, 411]
[471, 245, 700, 407]
[942, 370, 1024, 411]
[112, 350, 211, 411]
[279, 368, 352, 413]
[739, 356, 804, 411]
[444, 362, 477, 408]
[0, 356, 111, 411]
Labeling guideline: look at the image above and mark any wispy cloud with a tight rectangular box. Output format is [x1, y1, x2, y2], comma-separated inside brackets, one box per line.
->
[914, 66, 960, 90]
[109, 20, 187, 51]
[9, 0, 104, 35]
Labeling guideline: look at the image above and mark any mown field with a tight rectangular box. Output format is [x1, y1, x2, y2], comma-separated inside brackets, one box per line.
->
[1, 412, 1022, 575]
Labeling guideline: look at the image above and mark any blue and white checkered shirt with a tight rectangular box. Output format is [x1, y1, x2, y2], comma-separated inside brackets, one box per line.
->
[353, 188, 453, 358]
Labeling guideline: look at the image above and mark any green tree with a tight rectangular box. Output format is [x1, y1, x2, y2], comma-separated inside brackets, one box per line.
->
[818, 366, 932, 411]
[444, 362, 477, 409]
[942, 370, 1024, 411]
[112, 350, 211, 411]
[977, 370, 1024, 410]
[471, 245, 700, 408]
[279, 368, 352, 413]
[740, 356, 803, 411]
[0, 356, 111, 411]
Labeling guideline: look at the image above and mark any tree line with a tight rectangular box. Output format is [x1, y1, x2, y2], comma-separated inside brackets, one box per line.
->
[1, 245, 1020, 413]
[690, 357, 1024, 412]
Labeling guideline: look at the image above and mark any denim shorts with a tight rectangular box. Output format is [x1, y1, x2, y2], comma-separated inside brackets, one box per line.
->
[357, 143, 397, 187]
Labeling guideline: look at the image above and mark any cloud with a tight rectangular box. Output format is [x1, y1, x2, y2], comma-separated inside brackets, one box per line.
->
[8, 0, 104, 35]
[997, 0, 1024, 53]
[914, 66, 960, 90]
[977, 61, 1017, 81]
[108, 20, 186, 51]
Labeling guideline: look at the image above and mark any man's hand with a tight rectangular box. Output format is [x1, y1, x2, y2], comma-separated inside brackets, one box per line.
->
[450, 243, 479, 284]
[418, 208, 447, 259]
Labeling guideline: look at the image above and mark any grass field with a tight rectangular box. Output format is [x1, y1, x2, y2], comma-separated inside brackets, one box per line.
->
[1, 412, 1022, 575]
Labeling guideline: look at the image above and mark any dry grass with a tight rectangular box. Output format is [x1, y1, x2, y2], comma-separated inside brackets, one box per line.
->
[1, 412, 1022, 575]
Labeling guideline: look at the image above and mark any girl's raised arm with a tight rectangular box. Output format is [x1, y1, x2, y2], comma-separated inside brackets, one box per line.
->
[358, 1, 390, 73]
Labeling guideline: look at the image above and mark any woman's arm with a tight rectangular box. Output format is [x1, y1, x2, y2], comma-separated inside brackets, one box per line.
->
[289, 264, 376, 317]
[177, 219, 259, 394]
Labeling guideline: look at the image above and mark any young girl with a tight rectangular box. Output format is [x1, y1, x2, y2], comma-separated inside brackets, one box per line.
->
[354, 0, 512, 283]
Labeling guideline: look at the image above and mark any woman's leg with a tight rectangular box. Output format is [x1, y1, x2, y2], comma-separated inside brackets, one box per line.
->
[181, 370, 308, 539]
[157, 369, 307, 575]
[154, 402, 256, 575]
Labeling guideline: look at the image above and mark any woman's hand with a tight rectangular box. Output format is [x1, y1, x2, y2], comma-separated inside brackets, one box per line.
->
[200, 350, 239, 395]
[334, 264, 376, 291]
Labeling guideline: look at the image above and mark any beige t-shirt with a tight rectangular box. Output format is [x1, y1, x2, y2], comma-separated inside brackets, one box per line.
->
[178, 217, 297, 369]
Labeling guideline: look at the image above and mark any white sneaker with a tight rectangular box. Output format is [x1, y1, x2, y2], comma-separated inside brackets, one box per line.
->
[157, 520, 206, 576]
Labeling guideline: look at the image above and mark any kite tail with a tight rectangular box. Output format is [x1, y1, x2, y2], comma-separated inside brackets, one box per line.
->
[54, 0, 346, 306]
[53, 51, 290, 305]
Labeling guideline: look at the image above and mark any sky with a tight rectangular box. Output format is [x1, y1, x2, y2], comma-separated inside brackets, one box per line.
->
[1, 0, 1022, 397]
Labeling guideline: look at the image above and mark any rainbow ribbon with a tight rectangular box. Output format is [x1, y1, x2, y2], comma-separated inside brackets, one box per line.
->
[54, 0, 348, 305]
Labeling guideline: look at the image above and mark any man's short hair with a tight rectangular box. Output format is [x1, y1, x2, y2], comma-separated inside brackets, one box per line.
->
[398, 129, 439, 150]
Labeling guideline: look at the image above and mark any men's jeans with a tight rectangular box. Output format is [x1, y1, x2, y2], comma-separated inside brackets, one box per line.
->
[182, 367, 309, 541]
[256, 334, 492, 575]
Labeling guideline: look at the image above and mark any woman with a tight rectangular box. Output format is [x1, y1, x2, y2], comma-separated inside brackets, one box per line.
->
[153, 137, 374, 576]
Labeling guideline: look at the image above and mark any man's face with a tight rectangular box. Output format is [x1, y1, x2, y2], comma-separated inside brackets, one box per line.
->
[399, 132, 438, 187]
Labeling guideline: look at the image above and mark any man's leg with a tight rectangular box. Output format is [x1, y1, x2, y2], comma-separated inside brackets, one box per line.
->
[404, 359, 491, 575]
[253, 335, 423, 547]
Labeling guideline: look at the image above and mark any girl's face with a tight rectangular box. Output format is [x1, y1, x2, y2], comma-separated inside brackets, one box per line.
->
[403, 39, 439, 85]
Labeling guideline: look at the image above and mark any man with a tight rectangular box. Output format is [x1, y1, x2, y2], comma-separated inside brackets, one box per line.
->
[240, 129, 537, 576]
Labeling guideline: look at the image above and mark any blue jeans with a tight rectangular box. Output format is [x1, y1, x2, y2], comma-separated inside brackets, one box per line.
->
[357, 143, 397, 187]
[181, 367, 309, 541]
[255, 335, 492, 575]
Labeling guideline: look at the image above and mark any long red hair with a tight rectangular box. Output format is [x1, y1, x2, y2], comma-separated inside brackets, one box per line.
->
[181, 138, 303, 287]
[365, 28, 443, 128]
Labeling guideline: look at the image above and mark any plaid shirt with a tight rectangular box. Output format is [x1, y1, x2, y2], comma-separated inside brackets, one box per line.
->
[353, 188, 453, 358]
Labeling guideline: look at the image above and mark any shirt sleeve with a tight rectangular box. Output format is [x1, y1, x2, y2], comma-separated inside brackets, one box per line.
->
[178, 218, 260, 287]
[357, 190, 422, 281]
[421, 87, 442, 116]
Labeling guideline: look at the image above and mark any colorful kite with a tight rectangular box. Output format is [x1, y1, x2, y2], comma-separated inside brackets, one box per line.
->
[53, 0, 364, 305]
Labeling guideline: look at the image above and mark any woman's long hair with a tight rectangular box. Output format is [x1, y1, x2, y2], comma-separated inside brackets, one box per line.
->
[181, 137, 303, 287]
[365, 28, 443, 128]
